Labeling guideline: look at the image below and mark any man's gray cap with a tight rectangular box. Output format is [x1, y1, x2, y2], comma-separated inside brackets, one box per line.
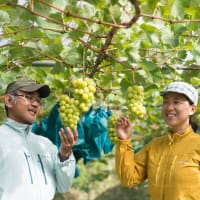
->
[5, 78, 50, 98]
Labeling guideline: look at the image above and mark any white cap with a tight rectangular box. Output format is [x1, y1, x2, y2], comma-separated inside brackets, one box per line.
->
[160, 81, 198, 106]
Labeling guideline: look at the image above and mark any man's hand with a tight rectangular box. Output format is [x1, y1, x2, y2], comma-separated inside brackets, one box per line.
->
[58, 127, 78, 161]
[115, 116, 132, 140]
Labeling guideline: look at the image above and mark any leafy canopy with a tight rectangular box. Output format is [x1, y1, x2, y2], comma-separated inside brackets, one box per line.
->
[1, 0, 200, 133]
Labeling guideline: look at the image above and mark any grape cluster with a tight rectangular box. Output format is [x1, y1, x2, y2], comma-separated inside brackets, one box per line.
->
[72, 77, 96, 114]
[126, 85, 146, 118]
[107, 114, 118, 144]
[58, 77, 96, 129]
[59, 95, 80, 129]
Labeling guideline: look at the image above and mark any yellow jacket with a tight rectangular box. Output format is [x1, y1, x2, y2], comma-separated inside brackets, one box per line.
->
[116, 126, 200, 200]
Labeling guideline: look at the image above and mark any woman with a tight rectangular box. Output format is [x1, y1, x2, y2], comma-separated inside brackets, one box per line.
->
[115, 81, 200, 200]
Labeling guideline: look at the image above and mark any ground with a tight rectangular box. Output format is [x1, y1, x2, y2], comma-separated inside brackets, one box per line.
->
[54, 182, 148, 200]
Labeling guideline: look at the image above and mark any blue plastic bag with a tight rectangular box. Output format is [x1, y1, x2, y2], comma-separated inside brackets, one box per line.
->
[32, 103, 114, 175]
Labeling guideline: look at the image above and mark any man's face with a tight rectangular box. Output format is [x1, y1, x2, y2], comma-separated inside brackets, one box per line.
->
[6, 91, 42, 124]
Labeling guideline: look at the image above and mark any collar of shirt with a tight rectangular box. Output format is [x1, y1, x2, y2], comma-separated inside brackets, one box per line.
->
[5, 117, 32, 136]
[168, 126, 194, 144]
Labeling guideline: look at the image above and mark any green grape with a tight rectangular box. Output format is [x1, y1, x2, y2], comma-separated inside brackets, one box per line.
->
[108, 114, 118, 144]
[126, 85, 146, 118]
[58, 77, 97, 128]
[72, 77, 96, 114]
[58, 94, 80, 129]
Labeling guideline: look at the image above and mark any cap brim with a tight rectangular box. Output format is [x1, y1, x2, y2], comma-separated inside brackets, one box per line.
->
[160, 90, 184, 97]
[160, 90, 195, 105]
[20, 84, 50, 98]
[160, 91, 173, 97]
[160, 89, 186, 96]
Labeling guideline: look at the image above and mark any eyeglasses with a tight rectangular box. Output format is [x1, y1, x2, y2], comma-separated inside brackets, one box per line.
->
[14, 94, 43, 106]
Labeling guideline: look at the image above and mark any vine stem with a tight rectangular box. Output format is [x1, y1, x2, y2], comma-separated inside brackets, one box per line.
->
[132, 68, 136, 85]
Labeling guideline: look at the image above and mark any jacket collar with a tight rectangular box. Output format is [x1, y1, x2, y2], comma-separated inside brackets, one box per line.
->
[5, 118, 32, 136]
[168, 126, 194, 144]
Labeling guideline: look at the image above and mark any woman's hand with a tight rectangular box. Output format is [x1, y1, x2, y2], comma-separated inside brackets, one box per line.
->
[116, 116, 132, 140]
[58, 127, 78, 161]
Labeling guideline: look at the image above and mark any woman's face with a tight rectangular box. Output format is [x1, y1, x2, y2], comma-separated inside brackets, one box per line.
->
[161, 92, 196, 130]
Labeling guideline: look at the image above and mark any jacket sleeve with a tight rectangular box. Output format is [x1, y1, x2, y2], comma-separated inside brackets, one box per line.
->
[115, 138, 149, 187]
[54, 152, 76, 193]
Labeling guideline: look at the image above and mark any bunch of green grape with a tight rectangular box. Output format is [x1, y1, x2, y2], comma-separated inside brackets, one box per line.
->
[107, 114, 118, 144]
[59, 94, 80, 129]
[72, 77, 96, 114]
[126, 85, 146, 118]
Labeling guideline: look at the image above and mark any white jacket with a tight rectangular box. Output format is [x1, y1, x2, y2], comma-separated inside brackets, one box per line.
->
[0, 118, 76, 200]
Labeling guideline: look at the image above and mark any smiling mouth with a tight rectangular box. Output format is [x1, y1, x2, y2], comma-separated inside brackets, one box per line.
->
[166, 113, 177, 119]
[28, 109, 37, 115]
[167, 114, 176, 117]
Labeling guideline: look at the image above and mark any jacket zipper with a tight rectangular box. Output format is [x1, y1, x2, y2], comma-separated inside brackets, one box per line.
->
[162, 141, 174, 200]
[38, 154, 48, 185]
[168, 156, 176, 184]
[155, 155, 164, 184]
[24, 152, 33, 184]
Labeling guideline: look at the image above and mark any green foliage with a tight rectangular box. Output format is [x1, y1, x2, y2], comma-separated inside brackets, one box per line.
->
[0, 11, 10, 25]
[1, 1, 200, 197]
[0, 0, 199, 138]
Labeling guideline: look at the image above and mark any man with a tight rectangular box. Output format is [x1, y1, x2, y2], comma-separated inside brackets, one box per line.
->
[0, 78, 78, 200]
